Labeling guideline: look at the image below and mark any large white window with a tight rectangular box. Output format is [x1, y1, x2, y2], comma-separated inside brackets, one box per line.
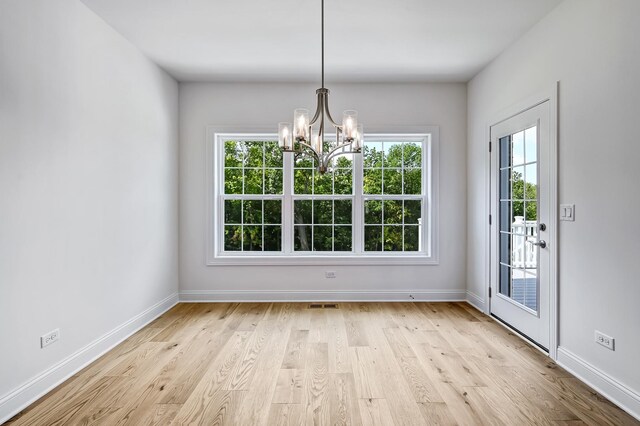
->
[207, 130, 438, 265]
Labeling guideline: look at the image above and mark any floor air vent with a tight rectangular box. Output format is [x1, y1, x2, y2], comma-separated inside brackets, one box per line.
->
[308, 303, 339, 309]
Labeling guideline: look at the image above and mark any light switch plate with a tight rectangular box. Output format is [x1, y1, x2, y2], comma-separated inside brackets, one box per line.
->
[560, 204, 575, 221]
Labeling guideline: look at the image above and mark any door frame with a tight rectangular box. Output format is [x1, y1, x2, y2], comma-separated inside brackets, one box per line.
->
[485, 82, 559, 360]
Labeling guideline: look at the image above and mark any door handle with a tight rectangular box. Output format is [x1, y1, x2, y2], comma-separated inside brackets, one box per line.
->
[530, 240, 547, 249]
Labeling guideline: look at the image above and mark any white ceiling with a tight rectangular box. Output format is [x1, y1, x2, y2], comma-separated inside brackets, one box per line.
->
[81, 0, 561, 83]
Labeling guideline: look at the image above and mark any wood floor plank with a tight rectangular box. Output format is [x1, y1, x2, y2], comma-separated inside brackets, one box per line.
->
[302, 342, 330, 425]
[281, 329, 309, 369]
[169, 331, 252, 424]
[349, 347, 385, 399]
[226, 319, 276, 390]
[346, 320, 369, 347]
[328, 316, 351, 374]
[272, 369, 304, 404]
[232, 321, 290, 425]
[329, 373, 363, 426]
[8, 302, 639, 426]
[266, 403, 304, 426]
[416, 401, 457, 426]
[358, 398, 396, 426]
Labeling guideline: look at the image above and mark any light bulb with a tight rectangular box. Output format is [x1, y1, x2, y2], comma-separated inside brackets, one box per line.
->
[278, 122, 292, 149]
[293, 109, 309, 142]
[342, 110, 358, 141]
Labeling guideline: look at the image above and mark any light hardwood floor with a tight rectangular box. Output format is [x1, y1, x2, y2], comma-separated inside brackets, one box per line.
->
[6, 302, 638, 425]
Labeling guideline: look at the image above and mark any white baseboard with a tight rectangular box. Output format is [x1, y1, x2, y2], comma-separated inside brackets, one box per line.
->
[0, 292, 179, 424]
[557, 346, 640, 421]
[465, 291, 485, 312]
[179, 289, 467, 303]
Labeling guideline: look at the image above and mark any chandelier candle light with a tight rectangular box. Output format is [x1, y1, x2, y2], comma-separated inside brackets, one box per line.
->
[278, 0, 363, 174]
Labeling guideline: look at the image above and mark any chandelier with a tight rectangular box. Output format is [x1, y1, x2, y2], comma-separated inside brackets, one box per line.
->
[277, 0, 363, 174]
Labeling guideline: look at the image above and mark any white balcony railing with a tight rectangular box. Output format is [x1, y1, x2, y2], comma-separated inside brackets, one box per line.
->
[512, 216, 537, 269]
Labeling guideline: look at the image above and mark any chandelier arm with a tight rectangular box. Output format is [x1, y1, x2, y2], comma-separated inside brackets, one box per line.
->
[319, 110, 325, 155]
[325, 141, 358, 159]
[323, 92, 341, 128]
[297, 140, 316, 152]
[324, 147, 359, 168]
[309, 90, 323, 126]
[296, 141, 321, 164]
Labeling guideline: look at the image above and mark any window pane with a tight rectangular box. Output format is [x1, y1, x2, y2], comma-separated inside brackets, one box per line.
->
[364, 200, 382, 224]
[243, 225, 262, 251]
[403, 168, 421, 195]
[313, 225, 332, 251]
[224, 141, 243, 168]
[263, 200, 281, 224]
[264, 141, 283, 167]
[224, 199, 242, 224]
[294, 225, 312, 251]
[295, 156, 314, 168]
[363, 142, 383, 167]
[314, 200, 332, 224]
[383, 169, 402, 194]
[403, 200, 421, 224]
[224, 225, 242, 251]
[525, 127, 537, 163]
[383, 200, 402, 224]
[512, 166, 525, 202]
[383, 142, 402, 167]
[244, 141, 263, 167]
[294, 200, 312, 224]
[314, 172, 332, 195]
[525, 201, 537, 222]
[264, 225, 281, 251]
[383, 225, 403, 251]
[334, 200, 352, 224]
[334, 168, 353, 194]
[264, 169, 283, 194]
[244, 168, 263, 194]
[334, 155, 353, 169]
[403, 143, 422, 168]
[512, 200, 524, 222]
[363, 168, 382, 194]
[364, 226, 382, 251]
[224, 169, 243, 194]
[334, 226, 352, 251]
[525, 164, 537, 200]
[403, 225, 419, 251]
[294, 169, 313, 194]
[512, 131, 524, 166]
[243, 200, 262, 224]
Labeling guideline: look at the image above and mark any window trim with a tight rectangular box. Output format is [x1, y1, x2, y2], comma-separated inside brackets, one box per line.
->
[206, 126, 439, 266]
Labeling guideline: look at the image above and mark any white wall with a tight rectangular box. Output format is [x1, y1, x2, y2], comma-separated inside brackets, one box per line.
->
[180, 82, 466, 299]
[0, 0, 179, 413]
[467, 0, 640, 407]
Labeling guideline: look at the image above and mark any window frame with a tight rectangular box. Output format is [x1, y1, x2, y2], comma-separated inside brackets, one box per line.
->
[206, 126, 439, 266]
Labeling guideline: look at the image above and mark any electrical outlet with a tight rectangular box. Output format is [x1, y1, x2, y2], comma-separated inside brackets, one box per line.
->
[325, 271, 336, 279]
[41, 329, 60, 348]
[595, 330, 614, 350]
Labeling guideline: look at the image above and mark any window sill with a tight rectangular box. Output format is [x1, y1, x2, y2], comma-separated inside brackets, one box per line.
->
[207, 254, 439, 266]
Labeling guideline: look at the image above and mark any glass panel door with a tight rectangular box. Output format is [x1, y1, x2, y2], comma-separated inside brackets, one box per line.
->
[490, 99, 551, 351]
[498, 127, 539, 311]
